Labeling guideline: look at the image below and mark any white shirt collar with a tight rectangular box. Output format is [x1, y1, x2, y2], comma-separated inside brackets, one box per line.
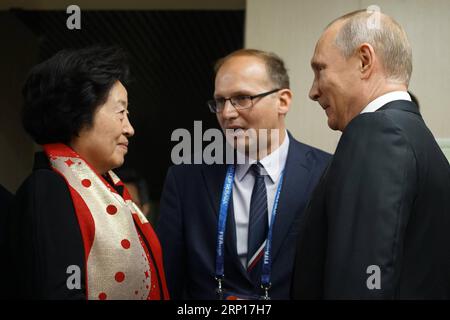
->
[236, 130, 290, 183]
[360, 91, 411, 114]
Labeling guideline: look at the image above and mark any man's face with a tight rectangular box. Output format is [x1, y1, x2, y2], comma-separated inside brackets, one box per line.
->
[214, 55, 288, 154]
[309, 24, 362, 131]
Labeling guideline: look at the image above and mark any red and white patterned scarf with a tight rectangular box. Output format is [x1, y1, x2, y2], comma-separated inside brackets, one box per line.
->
[43, 143, 169, 300]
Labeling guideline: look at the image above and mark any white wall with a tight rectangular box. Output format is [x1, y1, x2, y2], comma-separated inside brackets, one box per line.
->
[245, 0, 450, 154]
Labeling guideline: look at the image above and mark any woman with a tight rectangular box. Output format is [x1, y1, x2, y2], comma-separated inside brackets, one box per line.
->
[9, 46, 169, 300]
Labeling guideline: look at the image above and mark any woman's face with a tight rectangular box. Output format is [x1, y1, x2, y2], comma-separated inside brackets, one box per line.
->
[71, 81, 134, 174]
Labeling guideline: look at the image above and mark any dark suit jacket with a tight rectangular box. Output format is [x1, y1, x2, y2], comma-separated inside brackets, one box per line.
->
[0, 184, 12, 207]
[157, 134, 331, 299]
[7, 152, 86, 299]
[292, 100, 450, 299]
[0, 184, 13, 246]
[1, 184, 13, 299]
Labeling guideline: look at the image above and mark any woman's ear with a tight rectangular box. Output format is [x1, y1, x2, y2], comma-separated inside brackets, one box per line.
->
[278, 89, 292, 115]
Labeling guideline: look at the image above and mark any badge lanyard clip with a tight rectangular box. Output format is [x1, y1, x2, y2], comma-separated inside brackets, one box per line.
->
[261, 283, 271, 300]
[215, 276, 224, 300]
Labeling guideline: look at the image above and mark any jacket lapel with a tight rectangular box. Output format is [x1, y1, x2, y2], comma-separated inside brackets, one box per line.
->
[201, 164, 252, 282]
[201, 164, 227, 218]
[270, 136, 315, 263]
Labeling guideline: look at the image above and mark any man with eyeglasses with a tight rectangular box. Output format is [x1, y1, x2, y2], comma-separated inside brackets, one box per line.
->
[157, 49, 331, 299]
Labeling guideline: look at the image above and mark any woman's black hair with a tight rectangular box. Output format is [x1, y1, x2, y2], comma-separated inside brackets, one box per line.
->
[22, 46, 130, 145]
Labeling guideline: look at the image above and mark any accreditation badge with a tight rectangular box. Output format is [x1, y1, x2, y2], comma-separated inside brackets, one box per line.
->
[219, 288, 266, 300]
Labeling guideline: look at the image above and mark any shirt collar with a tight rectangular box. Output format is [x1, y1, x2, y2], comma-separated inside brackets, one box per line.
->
[235, 130, 290, 183]
[360, 91, 411, 114]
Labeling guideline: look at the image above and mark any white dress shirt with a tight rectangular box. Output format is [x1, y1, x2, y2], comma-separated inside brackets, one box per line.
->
[233, 131, 290, 267]
[360, 91, 411, 114]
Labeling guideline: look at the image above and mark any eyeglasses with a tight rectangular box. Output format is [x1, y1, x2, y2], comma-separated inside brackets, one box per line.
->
[207, 88, 282, 113]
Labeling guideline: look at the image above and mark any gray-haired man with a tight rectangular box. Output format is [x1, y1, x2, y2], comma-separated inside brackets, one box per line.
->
[293, 10, 450, 299]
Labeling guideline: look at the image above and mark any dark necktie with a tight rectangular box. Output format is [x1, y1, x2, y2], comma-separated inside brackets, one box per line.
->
[247, 162, 268, 276]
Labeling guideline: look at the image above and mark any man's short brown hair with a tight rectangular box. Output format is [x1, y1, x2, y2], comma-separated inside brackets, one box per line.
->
[214, 48, 290, 89]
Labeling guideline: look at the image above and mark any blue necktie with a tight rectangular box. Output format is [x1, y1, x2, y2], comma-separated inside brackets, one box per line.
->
[247, 162, 268, 274]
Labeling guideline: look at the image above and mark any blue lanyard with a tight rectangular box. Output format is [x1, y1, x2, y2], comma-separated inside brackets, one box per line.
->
[215, 165, 235, 282]
[215, 164, 285, 299]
